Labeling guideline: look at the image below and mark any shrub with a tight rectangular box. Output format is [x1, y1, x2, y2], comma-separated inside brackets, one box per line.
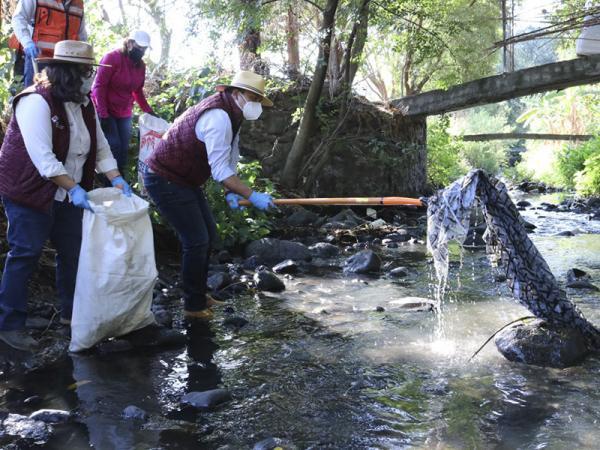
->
[556, 136, 600, 189]
[575, 153, 600, 196]
[427, 117, 465, 188]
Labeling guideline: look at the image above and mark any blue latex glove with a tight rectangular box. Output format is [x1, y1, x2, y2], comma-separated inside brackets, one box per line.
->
[68, 185, 93, 211]
[249, 191, 274, 211]
[225, 192, 245, 210]
[111, 176, 132, 197]
[24, 43, 40, 59]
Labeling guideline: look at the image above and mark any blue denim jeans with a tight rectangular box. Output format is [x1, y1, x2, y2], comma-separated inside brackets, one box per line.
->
[143, 171, 218, 311]
[23, 53, 35, 87]
[0, 198, 83, 330]
[102, 116, 133, 176]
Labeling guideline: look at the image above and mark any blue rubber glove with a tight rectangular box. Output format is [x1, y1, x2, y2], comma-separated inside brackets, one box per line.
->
[249, 191, 274, 211]
[68, 185, 93, 211]
[225, 192, 245, 210]
[24, 43, 40, 59]
[111, 176, 132, 197]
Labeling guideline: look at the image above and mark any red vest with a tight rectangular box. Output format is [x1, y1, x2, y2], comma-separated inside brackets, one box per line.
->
[32, 0, 84, 57]
[0, 85, 97, 212]
[146, 92, 243, 188]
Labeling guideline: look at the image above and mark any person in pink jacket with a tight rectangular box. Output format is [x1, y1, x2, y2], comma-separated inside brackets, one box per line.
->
[92, 30, 155, 177]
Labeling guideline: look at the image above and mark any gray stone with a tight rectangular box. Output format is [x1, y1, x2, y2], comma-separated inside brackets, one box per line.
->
[388, 297, 436, 311]
[286, 207, 320, 227]
[207, 271, 232, 291]
[494, 319, 589, 368]
[309, 242, 340, 258]
[29, 409, 71, 423]
[245, 238, 311, 264]
[153, 309, 173, 328]
[566, 268, 590, 283]
[254, 270, 285, 292]
[122, 405, 148, 421]
[272, 259, 298, 274]
[343, 250, 381, 274]
[565, 280, 599, 290]
[253, 437, 297, 450]
[181, 389, 232, 409]
[388, 267, 409, 278]
[1, 413, 50, 441]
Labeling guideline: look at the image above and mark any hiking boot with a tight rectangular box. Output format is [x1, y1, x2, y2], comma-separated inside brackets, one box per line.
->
[183, 308, 214, 321]
[0, 329, 39, 352]
[206, 294, 225, 307]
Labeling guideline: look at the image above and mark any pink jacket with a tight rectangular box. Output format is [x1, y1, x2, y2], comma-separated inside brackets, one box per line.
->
[92, 49, 153, 119]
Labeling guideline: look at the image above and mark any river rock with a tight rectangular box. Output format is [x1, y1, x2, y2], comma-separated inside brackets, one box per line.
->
[0, 413, 50, 441]
[286, 207, 320, 227]
[522, 219, 537, 231]
[243, 255, 261, 270]
[153, 309, 173, 328]
[272, 259, 298, 274]
[253, 437, 297, 450]
[555, 230, 575, 237]
[565, 280, 599, 290]
[343, 250, 381, 274]
[29, 409, 71, 424]
[254, 269, 285, 292]
[309, 242, 340, 258]
[223, 316, 249, 329]
[388, 297, 436, 311]
[494, 319, 589, 368]
[516, 200, 531, 207]
[566, 268, 590, 283]
[387, 267, 409, 278]
[383, 230, 411, 243]
[181, 389, 232, 409]
[330, 209, 365, 227]
[207, 271, 232, 291]
[122, 405, 148, 421]
[245, 238, 311, 264]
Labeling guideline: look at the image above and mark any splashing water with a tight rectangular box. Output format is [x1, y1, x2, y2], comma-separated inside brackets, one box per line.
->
[426, 169, 600, 349]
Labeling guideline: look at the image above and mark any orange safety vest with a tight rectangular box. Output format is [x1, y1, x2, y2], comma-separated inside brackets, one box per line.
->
[9, 0, 84, 56]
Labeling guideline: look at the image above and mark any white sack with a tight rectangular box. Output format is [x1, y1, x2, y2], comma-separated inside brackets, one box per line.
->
[69, 188, 157, 352]
[137, 113, 170, 194]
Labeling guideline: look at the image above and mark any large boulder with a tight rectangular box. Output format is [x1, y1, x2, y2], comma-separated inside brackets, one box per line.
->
[494, 319, 589, 368]
[245, 238, 311, 264]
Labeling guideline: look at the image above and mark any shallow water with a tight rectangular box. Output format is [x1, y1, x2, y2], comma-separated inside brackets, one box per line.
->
[2, 194, 600, 449]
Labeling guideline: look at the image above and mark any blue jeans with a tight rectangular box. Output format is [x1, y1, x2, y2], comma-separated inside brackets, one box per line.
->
[0, 198, 83, 330]
[102, 116, 133, 176]
[143, 171, 218, 311]
[23, 53, 34, 87]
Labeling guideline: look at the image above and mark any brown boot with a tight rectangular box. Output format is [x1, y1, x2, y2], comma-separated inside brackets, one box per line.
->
[183, 308, 214, 321]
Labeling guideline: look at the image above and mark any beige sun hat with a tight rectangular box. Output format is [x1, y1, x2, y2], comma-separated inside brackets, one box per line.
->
[36, 40, 110, 66]
[215, 71, 273, 107]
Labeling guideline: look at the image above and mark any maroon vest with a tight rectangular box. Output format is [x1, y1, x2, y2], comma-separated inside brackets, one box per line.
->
[146, 92, 243, 187]
[0, 85, 98, 212]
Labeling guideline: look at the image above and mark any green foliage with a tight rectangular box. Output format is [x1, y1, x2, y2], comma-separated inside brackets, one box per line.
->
[575, 153, 600, 196]
[203, 160, 275, 249]
[427, 117, 465, 187]
[555, 137, 600, 188]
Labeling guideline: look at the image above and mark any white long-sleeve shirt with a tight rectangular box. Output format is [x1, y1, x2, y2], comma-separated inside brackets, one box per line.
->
[12, 0, 88, 49]
[15, 94, 118, 201]
[195, 109, 240, 182]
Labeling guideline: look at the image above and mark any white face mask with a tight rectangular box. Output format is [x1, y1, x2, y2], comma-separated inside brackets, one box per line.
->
[236, 92, 263, 120]
[80, 75, 94, 95]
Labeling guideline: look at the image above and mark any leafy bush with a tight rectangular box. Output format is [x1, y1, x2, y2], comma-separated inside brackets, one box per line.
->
[460, 141, 507, 176]
[556, 136, 600, 189]
[427, 116, 465, 188]
[575, 153, 600, 196]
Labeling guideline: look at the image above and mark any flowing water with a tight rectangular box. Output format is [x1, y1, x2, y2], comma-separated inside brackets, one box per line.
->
[2, 193, 600, 449]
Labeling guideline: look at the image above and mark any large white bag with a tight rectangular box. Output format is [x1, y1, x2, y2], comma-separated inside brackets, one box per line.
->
[576, 14, 600, 56]
[137, 113, 170, 193]
[69, 188, 157, 352]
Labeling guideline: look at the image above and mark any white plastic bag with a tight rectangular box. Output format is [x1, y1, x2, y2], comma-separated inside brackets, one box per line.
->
[69, 188, 157, 352]
[138, 113, 170, 194]
[576, 14, 600, 56]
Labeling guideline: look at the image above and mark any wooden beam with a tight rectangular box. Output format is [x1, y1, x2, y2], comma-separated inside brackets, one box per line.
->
[461, 133, 594, 141]
[391, 56, 600, 117]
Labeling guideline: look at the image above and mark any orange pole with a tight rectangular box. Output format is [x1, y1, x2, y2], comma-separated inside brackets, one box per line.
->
[238, 197, 423, 207]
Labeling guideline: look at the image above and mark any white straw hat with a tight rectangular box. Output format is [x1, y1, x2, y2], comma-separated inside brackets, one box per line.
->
[215, 71, 273, 107]
[36, 40, 109, 66]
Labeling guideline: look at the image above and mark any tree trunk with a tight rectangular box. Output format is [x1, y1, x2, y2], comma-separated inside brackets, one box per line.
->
[141, 0, 172, 68]
[340, 0, 370, 88]
[281, 0, 340, 188]
[286, 4, 300, 78]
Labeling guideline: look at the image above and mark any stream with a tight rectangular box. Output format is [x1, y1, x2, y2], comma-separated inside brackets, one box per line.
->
[1, 191, 600, 449]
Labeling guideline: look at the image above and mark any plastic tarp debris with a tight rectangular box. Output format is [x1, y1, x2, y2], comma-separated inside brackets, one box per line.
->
[69, 188, 157, 352]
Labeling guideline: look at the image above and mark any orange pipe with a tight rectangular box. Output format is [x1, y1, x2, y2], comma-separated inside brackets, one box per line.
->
[238, 197, 423, 207]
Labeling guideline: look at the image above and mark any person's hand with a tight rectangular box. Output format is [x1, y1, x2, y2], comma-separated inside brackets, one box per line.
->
[111, 176, 132, 197]
[68, 185, 93, 211]
[249, 191, 274, 211]
[225, 192, 245, 210]
[24, 43, 40, 59]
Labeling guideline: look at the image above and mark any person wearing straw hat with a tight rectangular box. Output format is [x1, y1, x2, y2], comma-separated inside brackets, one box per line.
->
[0, 40, 132, 352]
[92, 30, 156, 178]
[143, 70, 275, 321]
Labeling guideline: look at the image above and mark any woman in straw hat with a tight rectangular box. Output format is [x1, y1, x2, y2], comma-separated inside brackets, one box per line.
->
[143, 70, 275, 320]
[0, 40, 132, 352]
